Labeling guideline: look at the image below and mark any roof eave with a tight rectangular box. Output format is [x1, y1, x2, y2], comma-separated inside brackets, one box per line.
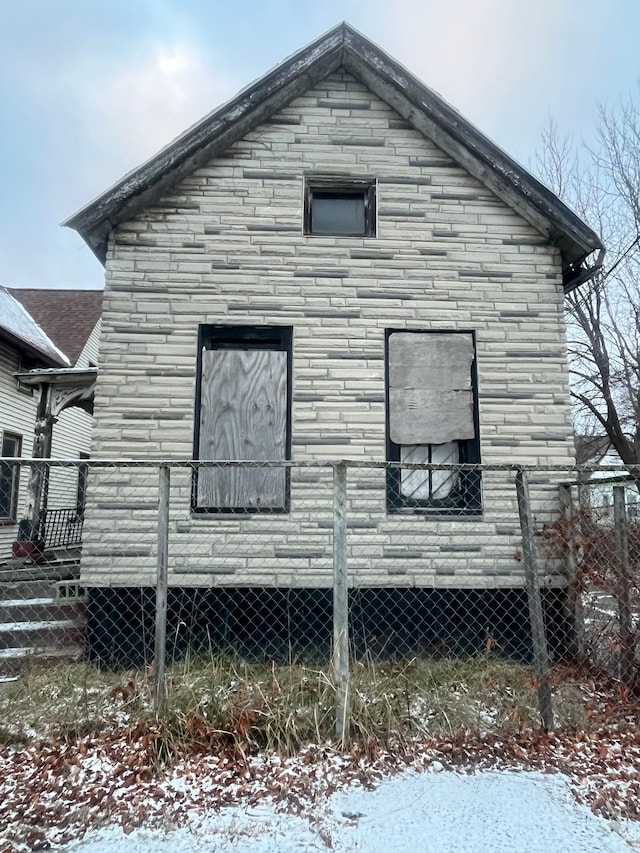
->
[64, 21, 603, 273]
[63, 24, 349, 263]
[0, 328, 68, 368]
[339, 29, 603, 269]
[562, 248, 606, 294]
[14, 366, 98, 387]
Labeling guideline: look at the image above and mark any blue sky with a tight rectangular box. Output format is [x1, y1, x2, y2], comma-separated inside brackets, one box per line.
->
[2, 0, 639, 291]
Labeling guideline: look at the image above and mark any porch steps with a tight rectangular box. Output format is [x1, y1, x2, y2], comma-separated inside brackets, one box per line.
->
[0, 575, 87, 677]
[0, 555, 81, 585]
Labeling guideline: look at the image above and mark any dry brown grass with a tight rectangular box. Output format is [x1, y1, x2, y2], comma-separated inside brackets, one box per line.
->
[0, 653, 591, 759]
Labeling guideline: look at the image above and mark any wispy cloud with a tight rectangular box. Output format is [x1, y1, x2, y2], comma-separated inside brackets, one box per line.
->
[1, 0, 639, 288]
[0, 19, 238, 287]
[86, 41, 238, 182]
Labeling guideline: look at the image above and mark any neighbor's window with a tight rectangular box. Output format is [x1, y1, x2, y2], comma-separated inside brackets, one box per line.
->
[192, 326, 292, 513]
[0, 432, 22, 523]
[304, 178, 376, 237]
[385, 330, 481, 513]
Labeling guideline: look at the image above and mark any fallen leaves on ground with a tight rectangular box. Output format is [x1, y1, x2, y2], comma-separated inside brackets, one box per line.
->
[2, 671, 640, 852]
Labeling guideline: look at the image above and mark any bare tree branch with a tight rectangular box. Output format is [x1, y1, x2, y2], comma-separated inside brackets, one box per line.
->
[534, 87, 640, 479]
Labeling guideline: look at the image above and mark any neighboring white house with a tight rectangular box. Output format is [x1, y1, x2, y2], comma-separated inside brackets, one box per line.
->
[574, 434, 640, 519]
[0, 287, 102, 560]
[63, 24, 604, 662]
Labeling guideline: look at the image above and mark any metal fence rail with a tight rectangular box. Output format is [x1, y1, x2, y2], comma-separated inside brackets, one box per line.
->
[1, 458, 639, 740]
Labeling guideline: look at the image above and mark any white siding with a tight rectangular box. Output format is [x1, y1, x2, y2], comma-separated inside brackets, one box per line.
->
[76, 319, 101, 369]
[0, 319, 101, 559]
[0, 342, 37, 556]
[47, 320, 100, 510]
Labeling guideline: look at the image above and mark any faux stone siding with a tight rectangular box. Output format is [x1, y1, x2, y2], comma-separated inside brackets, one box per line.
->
[82, 70, 574, 588]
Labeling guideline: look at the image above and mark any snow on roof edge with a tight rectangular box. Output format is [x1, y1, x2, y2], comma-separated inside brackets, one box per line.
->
[0, 286, 71, 366]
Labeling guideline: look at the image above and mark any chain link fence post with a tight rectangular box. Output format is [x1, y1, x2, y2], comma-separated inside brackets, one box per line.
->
[515, 469, 554, 730]
[559, 483, 586, 662]
[613, 485, 635, 689]
[154, 463, 170, 717]
[332, 460, 349, 745]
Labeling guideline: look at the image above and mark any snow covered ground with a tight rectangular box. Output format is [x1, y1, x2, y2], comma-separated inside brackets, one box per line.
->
[4, 716, 640, 851]
[64, 767, 636, 853]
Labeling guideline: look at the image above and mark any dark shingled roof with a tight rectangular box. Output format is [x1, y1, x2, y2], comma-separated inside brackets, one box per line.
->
[9, 289, 103, 365]
[63, 22, 604, 291]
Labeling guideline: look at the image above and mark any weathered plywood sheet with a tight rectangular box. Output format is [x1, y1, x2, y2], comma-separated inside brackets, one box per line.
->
[198, 349, 287, 508]
[389, 389, 474, 444]
[389, 333, 474, 445]
[388, 333, 474, 389]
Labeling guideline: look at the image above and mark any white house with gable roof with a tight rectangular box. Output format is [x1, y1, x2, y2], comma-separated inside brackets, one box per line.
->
[62, 24, 603, 664]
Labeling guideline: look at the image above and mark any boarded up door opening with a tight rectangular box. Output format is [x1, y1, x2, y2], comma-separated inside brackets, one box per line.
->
[193, 326, 292, 512]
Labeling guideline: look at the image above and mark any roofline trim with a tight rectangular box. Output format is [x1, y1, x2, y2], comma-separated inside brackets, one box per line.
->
[0, 327, 69, 368]
[63, 22, 603, 271]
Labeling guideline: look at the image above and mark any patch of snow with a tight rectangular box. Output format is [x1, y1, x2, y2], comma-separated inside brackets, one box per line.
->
[1, 598, 55, 608]
[61, 769, 632, 852]
[0, 618, 84, 632]
[0, 645, 80, 659]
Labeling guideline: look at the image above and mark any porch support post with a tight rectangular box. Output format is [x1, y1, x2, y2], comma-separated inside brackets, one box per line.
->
[20, 374, 96, 546]
[25, 384, 55, 541]
[558, 483, 586, 662]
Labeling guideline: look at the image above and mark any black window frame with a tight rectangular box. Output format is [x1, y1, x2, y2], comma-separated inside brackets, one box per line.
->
[0, 431, 22, 524]
[192, 325, 293, 514]
[385, 329, 482, 515]
[304, 177, 376, 237]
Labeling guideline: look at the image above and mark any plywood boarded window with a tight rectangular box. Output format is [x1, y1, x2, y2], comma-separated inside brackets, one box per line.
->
[193, 326, 292, 512]
[386, 330, 481, 513]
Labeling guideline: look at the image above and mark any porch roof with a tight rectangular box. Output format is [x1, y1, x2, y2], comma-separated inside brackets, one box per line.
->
[14, 367, 97, 387]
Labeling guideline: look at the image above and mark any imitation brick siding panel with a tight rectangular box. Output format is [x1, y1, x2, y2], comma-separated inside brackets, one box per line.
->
[83, 71, 574, 588]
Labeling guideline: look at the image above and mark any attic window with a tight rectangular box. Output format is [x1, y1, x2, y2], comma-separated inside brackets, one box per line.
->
[304, 178, 376, 237]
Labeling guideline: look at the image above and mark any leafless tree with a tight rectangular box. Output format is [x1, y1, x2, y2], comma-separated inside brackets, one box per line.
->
[535, 93, 640, 474]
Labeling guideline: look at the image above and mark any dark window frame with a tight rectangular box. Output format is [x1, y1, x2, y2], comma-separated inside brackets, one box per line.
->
[384, 328, 482, 515]
[0, 431, 22, 524]
[304, 177, 376, 237]
[192, 325, 293, 514]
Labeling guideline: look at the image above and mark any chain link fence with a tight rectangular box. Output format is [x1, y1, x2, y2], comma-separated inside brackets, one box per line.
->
[544, 474, 640, 691]
[1, 459, 639, 744]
